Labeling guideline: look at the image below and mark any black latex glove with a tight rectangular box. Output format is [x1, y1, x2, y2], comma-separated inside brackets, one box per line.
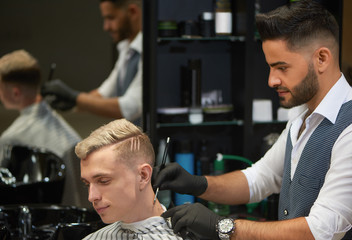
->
[162, 203, 221, 240]
[41, 79, 79, 111]
[152, 162, 208, 196]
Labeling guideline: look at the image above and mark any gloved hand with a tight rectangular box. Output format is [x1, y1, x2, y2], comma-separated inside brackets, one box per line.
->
[152, 162, 207, 196]
[162, 203, 222, 240]
[41, 79, 80, 111]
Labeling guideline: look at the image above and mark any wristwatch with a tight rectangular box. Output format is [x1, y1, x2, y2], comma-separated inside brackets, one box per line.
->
[217, 218, 235, 240]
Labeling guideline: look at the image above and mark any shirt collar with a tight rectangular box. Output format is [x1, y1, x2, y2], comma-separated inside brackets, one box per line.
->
[117, 39, 129, 52]
[288, 73, 350, 125]
[313, 73, 350, 124]
[20, 101, 48, 115]
[116, 31, 142, 54]
[129, 31, 142, 54]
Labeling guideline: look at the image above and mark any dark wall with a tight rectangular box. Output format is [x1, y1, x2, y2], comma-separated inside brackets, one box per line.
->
[0, 0, 113, 90]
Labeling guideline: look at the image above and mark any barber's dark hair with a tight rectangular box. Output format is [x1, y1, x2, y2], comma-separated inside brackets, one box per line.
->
[99, 0, 141, 8]
[256, 0, 339, 51]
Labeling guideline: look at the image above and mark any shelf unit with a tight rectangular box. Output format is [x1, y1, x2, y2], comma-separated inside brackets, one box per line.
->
[142, 0, 289, 165]
[142, 0, 344, 220]
[143, 0, 343, 163]
[157, 36, 246, 42]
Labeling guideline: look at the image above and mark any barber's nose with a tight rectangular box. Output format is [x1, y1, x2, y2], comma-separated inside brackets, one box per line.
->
[88, 184, 101, 203]
[268, 69, 281, 88]
[103, 21, 111, 32]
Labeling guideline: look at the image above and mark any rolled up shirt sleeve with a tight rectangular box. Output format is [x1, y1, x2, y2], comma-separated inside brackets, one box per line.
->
[98, 63, 119, 98]
[242, 125, 288, 203]
[305, 125, 352, 240]
[243, 121, 352, 239]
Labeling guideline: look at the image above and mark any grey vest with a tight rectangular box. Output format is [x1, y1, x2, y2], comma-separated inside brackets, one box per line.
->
[278, 100, 352, 239]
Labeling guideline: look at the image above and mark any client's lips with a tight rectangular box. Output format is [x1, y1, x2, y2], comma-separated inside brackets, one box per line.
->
[95, 206, 109, 214]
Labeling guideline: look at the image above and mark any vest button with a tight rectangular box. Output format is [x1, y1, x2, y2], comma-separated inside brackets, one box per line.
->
[284, 209, 288, 216]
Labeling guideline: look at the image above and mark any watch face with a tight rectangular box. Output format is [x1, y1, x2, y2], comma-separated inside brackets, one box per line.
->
[219, 218, 234, 233]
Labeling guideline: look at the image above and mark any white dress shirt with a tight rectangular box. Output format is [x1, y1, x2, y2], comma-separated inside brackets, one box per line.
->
[98, 32, 142, 122]
[242, 74, 352, 239]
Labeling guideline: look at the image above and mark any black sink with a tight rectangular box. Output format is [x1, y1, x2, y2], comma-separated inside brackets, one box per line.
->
[0, 204, 104, 240]
[0, 145, 66, 205]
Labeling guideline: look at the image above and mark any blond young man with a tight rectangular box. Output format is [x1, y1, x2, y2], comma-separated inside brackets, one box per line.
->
[76, 119, 182, 240]
[0, 49, 84, 206]
[0, 49, 81, 163]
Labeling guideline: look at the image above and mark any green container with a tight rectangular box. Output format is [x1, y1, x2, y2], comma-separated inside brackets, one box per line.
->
[208, 157, 230, 216]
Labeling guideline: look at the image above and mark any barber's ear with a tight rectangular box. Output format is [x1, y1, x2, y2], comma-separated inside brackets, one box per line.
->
[127, 4, 139, 17]
[138, 163, 152, 191]
[315, 47, 332, 74]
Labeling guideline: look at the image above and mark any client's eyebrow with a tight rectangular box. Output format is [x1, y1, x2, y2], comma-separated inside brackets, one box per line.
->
[81, 173, 111, 183]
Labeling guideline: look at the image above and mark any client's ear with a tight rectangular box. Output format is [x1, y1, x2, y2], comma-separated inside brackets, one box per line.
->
[138, 163, 152, 191]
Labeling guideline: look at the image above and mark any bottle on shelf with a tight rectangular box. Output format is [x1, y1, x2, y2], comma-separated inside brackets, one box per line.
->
[208, 153, 230, 216]
[197, 139, 211, 176]
[214, 0, 233, 36]
[254, 0, 261, 39]
[174, 140, 195, 205]
[199, 12, 215, 37]
[187, 59, 203, 124]
[196, 140, 212, 206]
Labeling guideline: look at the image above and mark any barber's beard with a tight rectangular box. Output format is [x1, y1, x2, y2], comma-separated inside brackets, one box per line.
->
[115, 17, 133, 43]
[279, 63, 319, 109]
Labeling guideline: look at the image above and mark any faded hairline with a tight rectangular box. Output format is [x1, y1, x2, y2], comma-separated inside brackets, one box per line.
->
[99, 0, 142, 8]
[255, 0, 339, 60]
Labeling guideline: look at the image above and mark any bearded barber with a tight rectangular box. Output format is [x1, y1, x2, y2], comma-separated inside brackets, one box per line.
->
[41, 0, 143, 124]
[153, 1, 352, 239]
